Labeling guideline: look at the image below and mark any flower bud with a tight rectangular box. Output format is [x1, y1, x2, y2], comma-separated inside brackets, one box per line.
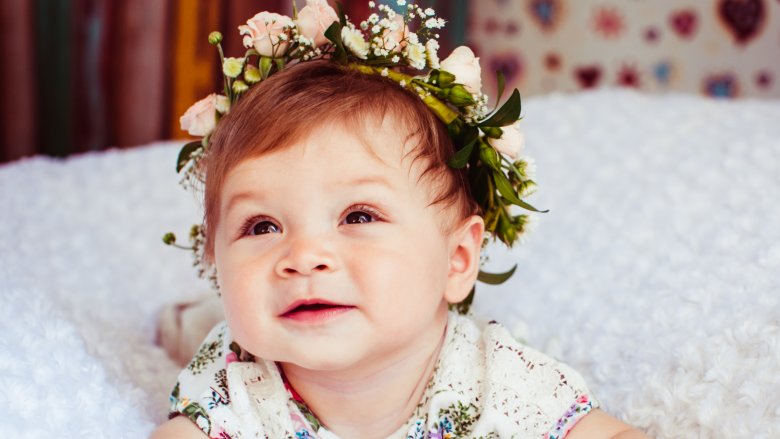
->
[481, 126, 502, 139]
[208, 31, 223, 45]
[162, 232, 176, 245]
[232, 79, 249, 94]
[447, 84, 476, 107]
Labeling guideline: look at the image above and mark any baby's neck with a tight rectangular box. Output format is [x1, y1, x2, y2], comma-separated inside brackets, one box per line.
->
[279, 319, 447, 439]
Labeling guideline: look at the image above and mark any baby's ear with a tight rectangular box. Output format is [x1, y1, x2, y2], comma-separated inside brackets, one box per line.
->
[444, 215, 485, 304]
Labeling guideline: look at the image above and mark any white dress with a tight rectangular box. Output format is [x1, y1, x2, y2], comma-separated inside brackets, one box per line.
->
[169, 312, 598, 438]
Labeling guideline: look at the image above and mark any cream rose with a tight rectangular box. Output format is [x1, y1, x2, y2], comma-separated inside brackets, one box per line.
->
[440, 45, 482, 94]
[239, 12, 294, 57]
[180, 94, 224, 137]
[295, 0, 339, 47]
[490, 120, 524, 159]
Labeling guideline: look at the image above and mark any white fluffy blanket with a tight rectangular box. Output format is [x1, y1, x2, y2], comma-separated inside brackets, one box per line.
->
[1, 89, 778, 438]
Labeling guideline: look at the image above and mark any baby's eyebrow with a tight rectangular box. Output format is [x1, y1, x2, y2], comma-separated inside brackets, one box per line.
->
[224, 175, 394, 215]
[340, 175, 395, 191]
[224, 191, 264, 217]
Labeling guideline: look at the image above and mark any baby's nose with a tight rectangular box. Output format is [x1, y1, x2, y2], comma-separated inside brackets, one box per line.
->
[274, 237, 336, 277]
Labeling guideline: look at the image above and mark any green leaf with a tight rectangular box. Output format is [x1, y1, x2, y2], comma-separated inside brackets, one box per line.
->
[494, 70, 506, 110]
[449, 138, 477, 168]
[176, 141, 203, 173]
[477, 264, 517, 284]
[324, 22, 348, 64]
[436, 69, 456, 87]
[480, 89, 521, 127]
[492, 171, 549, 212]
[335, 1, 347, 26]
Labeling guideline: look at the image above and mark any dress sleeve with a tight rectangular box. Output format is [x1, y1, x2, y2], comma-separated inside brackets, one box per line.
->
[480, 322, 600, 438]
[542, 361, 599, 439]
[168, 321, 236, 437]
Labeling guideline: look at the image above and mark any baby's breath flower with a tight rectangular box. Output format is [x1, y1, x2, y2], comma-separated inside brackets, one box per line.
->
[368, 0, 376, 7]
[399, 79, 407, 87]
[381, 67, 389, 77]
[368, 13, 379, 24]
[392, 55, 400, 63]
[222, 57, 244, 78]
[425, 17, 446, 29]
[372, 24, 381, 34]
[341, 27, 369, 59]
[397, 0, 406, 5]
[424, 8, 435, 16]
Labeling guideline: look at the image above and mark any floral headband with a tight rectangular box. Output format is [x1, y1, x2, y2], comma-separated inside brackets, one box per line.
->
[164, 0, 545, 314]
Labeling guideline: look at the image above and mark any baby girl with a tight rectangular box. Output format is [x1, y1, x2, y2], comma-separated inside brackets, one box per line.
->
[153, 2, 648, 438]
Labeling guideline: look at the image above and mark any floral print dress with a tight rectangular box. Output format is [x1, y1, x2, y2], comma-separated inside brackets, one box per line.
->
[169, 312, 597, 438]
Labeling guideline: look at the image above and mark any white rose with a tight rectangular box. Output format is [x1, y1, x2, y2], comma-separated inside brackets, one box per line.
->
[295, 0, 339, 47]
[490, 120, 524, 159]
[440, 45, 482, 94]
[239, 12, 294, 57]
[180, 94, 220, 137]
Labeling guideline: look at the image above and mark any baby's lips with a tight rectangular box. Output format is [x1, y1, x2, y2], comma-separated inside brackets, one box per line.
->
[279, 298, 354, 316]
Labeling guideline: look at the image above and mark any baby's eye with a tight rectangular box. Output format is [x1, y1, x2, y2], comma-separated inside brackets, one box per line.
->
[252, 221, 280, 235]
[345, 211, 374, 224]
[241, 217, 281, 236]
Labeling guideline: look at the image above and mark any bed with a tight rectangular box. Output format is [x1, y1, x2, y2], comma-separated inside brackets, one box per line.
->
[1, 89, 778, 437]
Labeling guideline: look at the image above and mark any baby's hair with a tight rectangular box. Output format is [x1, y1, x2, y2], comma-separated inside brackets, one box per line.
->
[202, 59, 481, 263]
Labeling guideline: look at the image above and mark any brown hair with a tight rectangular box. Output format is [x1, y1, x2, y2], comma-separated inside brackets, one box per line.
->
[202, 60, 480, 263]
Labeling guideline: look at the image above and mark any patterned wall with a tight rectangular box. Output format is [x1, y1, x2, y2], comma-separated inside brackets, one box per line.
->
[470, 0, 780, 99]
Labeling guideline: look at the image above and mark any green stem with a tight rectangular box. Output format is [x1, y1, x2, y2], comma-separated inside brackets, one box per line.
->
[347, 63, 459, 124]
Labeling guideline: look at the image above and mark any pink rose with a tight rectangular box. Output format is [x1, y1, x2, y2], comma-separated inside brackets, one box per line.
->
[440, 45, 482, 94]
[239, 11, 294, 57]
[295, 0, 339, 47]
[490, 120, 524, 159]
[179, 93, 227, 137]
[382, 15, 408, 53]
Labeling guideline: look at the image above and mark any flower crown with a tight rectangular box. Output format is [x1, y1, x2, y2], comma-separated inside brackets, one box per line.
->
[164, 0, 545, 314]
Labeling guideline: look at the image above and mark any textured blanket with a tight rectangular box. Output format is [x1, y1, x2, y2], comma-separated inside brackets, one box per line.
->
[0, 89, 778, 438]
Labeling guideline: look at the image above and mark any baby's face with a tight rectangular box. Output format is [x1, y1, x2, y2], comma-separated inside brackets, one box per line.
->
[213, 117, 460, 371]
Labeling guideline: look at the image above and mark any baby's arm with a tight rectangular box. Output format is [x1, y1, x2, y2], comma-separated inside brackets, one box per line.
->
[565, 409, 650, 439]
[149, 416, 207, 439]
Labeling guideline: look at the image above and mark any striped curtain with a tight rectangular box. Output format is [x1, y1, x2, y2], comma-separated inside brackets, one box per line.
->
[0, 0, 467, 163]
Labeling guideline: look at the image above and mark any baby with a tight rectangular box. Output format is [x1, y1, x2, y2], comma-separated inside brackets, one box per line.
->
[153, 3, 648, 438]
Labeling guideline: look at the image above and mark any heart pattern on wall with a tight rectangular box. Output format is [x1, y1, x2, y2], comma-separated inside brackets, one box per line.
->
[474, 0, 779, 98]
[669, 9, 698, 38]
[718, 0, 766, 44]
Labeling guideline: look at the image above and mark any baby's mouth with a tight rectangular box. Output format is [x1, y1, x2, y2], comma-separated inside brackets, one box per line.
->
[280, 299, 355, 321]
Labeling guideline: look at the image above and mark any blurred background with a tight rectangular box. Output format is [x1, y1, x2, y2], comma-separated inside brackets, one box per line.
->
[1, 0, 778, 163]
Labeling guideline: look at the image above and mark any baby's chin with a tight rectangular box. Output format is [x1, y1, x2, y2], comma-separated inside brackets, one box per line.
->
[270, 340, 401, 377]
